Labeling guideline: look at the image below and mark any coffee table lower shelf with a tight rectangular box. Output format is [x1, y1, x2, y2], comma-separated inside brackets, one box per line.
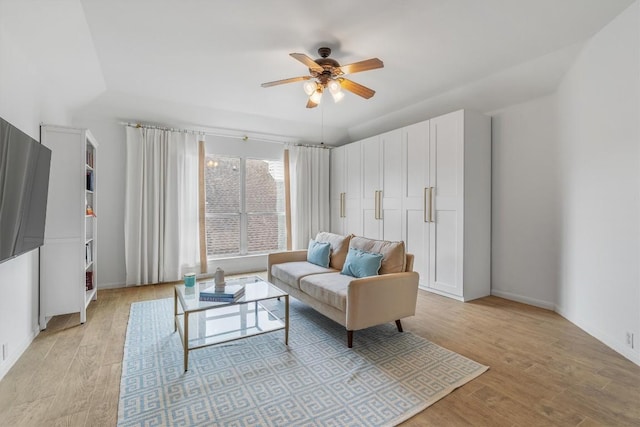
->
[174, 280, 289, 371]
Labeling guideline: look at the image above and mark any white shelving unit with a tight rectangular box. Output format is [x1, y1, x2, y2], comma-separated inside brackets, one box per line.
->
[40, 125, 98, 328]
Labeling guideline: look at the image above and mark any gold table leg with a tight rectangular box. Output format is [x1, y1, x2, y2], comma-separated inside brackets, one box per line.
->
[184, 311, 189, 372]
[285, 295, 289, 346]
[173, 287, 178, 333]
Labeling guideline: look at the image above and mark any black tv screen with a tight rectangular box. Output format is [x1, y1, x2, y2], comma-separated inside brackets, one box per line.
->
[0, 117, 52, 263]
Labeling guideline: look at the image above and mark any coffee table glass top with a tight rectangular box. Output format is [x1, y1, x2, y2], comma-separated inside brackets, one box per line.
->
[176, 275, 287, 312]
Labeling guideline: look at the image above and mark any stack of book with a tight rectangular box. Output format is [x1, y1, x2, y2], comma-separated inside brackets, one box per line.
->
[85, 271, 93, 291]
[199, 283, 245, 302]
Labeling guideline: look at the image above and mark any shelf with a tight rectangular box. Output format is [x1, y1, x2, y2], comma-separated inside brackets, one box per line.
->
[85, 287, 97, 307]
[86, 164, 94, 171]
[85, 238, 94, 244]
[85, 261, 94, 270]
[176, 302, 285, 350]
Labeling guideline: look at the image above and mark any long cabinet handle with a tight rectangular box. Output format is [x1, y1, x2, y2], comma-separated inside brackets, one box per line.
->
[429, 186, 434, 223]
[374, 190, 383, 220]
[374, 191, 379, 220]
[424, 187, 428, 223]
[341, 193, 346, 218]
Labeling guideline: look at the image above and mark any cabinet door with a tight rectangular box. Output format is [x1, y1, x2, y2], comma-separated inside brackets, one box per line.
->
[403, 120, 430, 286]
[330, 197, 344, 235]
[361, 136, 382, 239]
[330, 146, 346, 198]
[429, 111, 464, 296]
[344, 142, 362, 236]
[381, 129, 402, 241]
[330, 146, 346, 234]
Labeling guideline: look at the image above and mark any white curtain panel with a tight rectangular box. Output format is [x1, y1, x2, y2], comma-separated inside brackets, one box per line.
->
[124, 127, 200, 286]
[289, 145, 330, 249]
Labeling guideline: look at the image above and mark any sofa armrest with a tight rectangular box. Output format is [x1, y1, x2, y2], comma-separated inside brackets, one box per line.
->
[267, 250, 308, 282]
[345, 271, 419, 331]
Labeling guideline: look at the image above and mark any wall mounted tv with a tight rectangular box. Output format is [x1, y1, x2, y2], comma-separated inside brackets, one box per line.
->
[0, 117, 52, 264]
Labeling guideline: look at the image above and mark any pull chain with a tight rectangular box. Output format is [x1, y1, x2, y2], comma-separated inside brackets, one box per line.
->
[321, 103, 324, 144]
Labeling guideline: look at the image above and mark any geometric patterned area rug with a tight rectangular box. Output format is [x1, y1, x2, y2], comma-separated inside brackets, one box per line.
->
[118, 297, 488, 427]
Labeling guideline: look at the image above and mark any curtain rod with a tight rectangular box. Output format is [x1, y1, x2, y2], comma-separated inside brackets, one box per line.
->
[120, 121, 331, 148]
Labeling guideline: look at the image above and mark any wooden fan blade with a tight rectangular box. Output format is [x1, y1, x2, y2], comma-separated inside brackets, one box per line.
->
[261, 76, 311, 87]
[339, 78, 376, 99]
[337, 58, 383, 75]
[306, 98, 318, 108]
[290, 53, 323, 72]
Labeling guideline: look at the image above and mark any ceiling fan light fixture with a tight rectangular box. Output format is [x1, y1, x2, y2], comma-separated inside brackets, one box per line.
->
[327, 79, 342, 94]
[309, 88, 323, 104]
[331, 90, 345, 103]
[303, 80, 317, 96]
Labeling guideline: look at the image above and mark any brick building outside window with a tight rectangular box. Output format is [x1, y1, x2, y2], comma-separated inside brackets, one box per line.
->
[204, 154, 286, 257]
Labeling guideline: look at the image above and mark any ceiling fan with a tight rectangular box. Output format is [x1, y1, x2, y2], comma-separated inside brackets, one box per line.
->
[261, 47, 384, 108]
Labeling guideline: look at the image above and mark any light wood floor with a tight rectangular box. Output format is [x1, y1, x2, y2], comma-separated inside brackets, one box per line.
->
[0, 274, 638, 426]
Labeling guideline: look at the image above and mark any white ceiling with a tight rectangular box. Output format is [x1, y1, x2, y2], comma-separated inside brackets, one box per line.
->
[1, 0, 634, 145]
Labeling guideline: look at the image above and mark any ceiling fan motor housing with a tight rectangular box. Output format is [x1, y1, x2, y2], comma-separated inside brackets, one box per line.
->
[311, 48, 341, 82]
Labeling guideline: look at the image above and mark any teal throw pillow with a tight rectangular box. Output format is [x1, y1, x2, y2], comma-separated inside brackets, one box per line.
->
[341, 247, 383, 278]
[307, 239, 331, 268]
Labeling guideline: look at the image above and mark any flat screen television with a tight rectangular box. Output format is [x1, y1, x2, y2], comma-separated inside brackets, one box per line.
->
[0, 117, 52, 263]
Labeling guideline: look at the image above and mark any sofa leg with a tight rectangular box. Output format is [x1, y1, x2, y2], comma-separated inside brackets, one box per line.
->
[395, 319, 403, 332]
[347, 330, 353, 348]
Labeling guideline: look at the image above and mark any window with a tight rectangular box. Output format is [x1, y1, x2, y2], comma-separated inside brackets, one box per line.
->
[204, 154, 286, 257]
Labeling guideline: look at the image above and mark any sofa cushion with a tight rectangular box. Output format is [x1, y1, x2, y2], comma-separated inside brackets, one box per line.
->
[300, 272, 351, 311]
[341, 247, 383, 278]
[315, 232, 352, 271]
[349, 236, 406, 274]
[307, 239, 331, 268]
[271, 262, 336, 289]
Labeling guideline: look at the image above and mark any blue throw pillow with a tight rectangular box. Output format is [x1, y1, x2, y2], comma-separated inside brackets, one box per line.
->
[341, 247, 383, 278]
[307, 239, 331, 268]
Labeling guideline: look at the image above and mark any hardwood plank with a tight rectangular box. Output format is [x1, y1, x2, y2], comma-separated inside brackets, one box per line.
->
[1, 280, 639, 427]
[85, 363, 121, 426]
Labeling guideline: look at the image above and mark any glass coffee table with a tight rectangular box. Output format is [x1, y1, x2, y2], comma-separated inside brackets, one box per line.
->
[174, 275, 289, 371]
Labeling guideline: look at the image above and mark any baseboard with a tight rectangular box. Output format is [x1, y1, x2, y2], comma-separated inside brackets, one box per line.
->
[98, 282, 125, 289]
[490, 289, 555, 310]
[0, 327, 39, 382]
[419, 285, 464, 302]
[555, 304, 640, 367]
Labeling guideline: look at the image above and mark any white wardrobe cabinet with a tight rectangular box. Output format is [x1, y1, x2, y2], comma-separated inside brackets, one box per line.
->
[330, 141, 362, 236]
[331, 109, 491, 302]
[360, 129, 403, 241]
[403, 120, 432, 289]
[426, 110, 491, 301]
[40, 125, 98, 328]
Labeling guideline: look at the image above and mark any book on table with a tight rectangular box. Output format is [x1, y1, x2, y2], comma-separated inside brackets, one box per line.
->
[199, 283, 245, 301]
[199, 294, 243, 303]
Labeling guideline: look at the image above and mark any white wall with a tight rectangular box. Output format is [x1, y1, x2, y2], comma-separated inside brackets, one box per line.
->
[490, 95, 559, 309]
[554, 2, 639, 363]
[0, 18, 70, 380]
[489, 2, 639, 364]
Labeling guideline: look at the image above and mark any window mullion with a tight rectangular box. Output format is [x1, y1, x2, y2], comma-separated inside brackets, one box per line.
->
[239, 157, 247, 255]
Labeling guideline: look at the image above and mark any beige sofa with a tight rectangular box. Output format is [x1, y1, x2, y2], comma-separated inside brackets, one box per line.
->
[268, 232, 419, 347]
